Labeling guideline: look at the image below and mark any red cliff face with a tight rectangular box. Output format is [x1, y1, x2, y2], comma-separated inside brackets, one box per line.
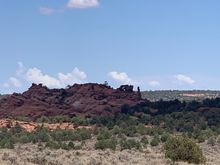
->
[0, 83, 142, 120]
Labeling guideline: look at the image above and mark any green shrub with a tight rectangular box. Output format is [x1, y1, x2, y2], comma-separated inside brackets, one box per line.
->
[160, 133, 170, 143]
[36, 116, 50, 123]
[136, 124, 148, 135]
[150, 136, 160, 146]
[111, 125, 122, 135]
[77, 128, 92, 141]
[95, 139, 117, 150]
[34, 127, 50, 142]
[0, 138, 14, 149]
[197, 134, 206, 143]
[123, 126, 137, 137]
[17, 133, 32, 143]
[120, 139, 141, 150]
[45, 141, 61, 150]
[97, 128, 112, 140]
[164, 135, 206, 164]
[139, 114, 151, 124]
[71, 116, 88, 126]
[141, 137, 149, 147]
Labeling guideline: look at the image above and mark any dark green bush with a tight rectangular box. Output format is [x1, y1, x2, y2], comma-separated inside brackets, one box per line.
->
[120, 139, 141, 150]
[150, 136, 160, 146]
[97, 128, 112, 140]
[45, 141, 61, 150]
[164, 135, 206, 164]
[160, 133, 170, 143]
[95, 139, 117, 150]
[141, 137, 149, 146]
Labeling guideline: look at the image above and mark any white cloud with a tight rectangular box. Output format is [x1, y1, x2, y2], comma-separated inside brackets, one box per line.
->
[175, 74, 195, 85]
[26, 67, 87, 88]
[39, 7, 55, 15]
[26, 68, 61, 88]
[3, 77, 21, 89]
[58, 67, 87, 86]
[2, 62, 24, 89]
[148, 80, 160, 87]
[16, 62, 26, 76]
[109, 71, 132, 84]
[67, 0, 100, 9]
[9, 77, 22, 88]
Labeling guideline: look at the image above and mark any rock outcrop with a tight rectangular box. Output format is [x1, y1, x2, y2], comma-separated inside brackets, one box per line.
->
[0, 83, 142, 120]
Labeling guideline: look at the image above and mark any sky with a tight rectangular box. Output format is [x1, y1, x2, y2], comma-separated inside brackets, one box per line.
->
[0, 0, 220, 94]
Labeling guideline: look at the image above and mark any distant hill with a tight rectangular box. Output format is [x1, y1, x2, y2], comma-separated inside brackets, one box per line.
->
[0, 83, 142, 120]
[141, 90, 220, 102]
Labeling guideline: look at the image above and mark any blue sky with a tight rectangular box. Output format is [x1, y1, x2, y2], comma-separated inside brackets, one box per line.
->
[0, 0, 220, 93]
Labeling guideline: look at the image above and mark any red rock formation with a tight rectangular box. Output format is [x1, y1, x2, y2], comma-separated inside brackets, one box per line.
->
[0, 83, 142, 120]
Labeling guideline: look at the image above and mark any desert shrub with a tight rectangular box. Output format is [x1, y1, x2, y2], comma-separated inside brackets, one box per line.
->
[10, 123, 24, 134]
[53, 128, 92, 141]
[49, 115, 71, 123]
[136, 124, 148, 135]
[196, 134, 206, 143]
[45, 141, 61, 150]
[0, 138, 14, 149]
[160, 133, 170, 143]
[150, 135, 160, 146]
[120, 139, 141, 150]
[76, 128, 92, 141]
[141, 137, 149, 147]
[34, 127, 50, 142]
[207, 136, 216, 146]
[50, 129, 74, 141]
[139, 114, 152, 124]
[36, 116, 50, 123]
[16, 133, 32, 143]
[97, 127, 112, 140]
[122, 126, 137, 137]
[164, 135, 206, 164]
[111, 125, 122, 135]
[67, 141, 75, 149]
[95, 139, 117, 150]
[71, 116, 88, 126]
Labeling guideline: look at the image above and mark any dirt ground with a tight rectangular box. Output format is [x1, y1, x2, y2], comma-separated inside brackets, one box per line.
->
[0, 141, 219, 165]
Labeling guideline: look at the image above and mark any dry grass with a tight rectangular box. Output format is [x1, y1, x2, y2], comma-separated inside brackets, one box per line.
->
[0, 140, 219, 165]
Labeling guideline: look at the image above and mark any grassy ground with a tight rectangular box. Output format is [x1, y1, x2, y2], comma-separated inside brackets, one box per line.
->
[0, 140, 219, 165]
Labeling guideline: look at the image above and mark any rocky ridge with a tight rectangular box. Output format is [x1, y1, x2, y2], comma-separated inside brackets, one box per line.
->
[0, 83, 142, 120]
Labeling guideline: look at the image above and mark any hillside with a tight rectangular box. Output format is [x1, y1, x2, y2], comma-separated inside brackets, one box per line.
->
[0, 83, 142, 120]
[142, 90, 220, 102]
[0, 95, 8, 101]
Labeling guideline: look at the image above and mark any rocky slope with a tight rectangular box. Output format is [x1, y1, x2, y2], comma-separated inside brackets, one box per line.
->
[0, 83, 142, 120]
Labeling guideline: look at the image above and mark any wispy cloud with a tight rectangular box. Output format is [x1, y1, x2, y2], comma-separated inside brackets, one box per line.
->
[39, 0, 100, 15]
[148, 80, 160, 87]
[67, 0, 100, 9]
[39, 7, 56, 15]
[108, 71, 132, 84]
[175, 74, 195, 85]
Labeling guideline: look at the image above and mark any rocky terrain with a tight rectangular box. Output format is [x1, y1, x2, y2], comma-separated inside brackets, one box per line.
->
[0, 83, 142, 120]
